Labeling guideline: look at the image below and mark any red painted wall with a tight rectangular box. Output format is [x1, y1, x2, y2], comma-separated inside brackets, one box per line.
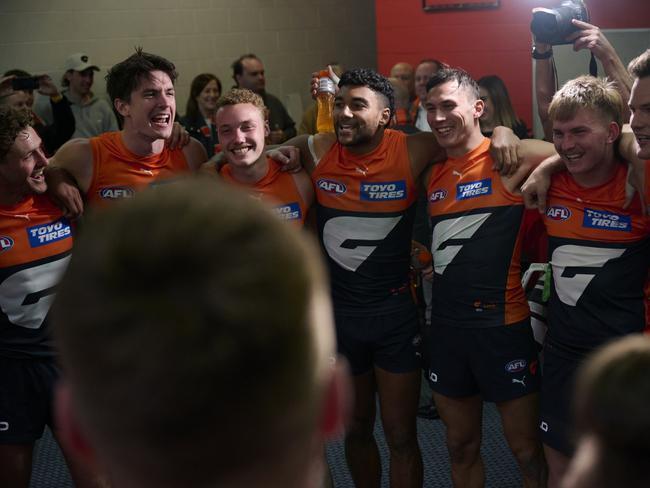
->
[375, 0, 650, 128]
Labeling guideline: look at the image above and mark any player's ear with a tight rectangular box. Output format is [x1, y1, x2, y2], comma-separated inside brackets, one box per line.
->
[264, 120, 270, 138]
[474, 98, 485, 120]
[319, 357, 352, 439]
[606, 121, 621, 144]
[114, 98, 130, 119]
[378, 106, 391, 128]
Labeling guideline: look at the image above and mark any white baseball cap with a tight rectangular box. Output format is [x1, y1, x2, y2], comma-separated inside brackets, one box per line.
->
[64, 53, 99, 72]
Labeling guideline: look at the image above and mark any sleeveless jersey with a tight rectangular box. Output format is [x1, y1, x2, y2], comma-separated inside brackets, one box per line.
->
[220, 157, 309, 225]
[86, 131, 190, 205]
[0, 195, 73, 359]
[427, 137, 528, 328]
[312, 129, 417, 313]
[544, 163, 650, 353]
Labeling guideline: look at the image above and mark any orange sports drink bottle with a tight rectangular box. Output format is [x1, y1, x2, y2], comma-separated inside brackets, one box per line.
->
[316, 69, 335, 133]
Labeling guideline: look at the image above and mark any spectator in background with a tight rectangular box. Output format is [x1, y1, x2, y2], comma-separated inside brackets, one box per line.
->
[390, 62, 416, 105]
[0, 70, 75, 155]
[181, 73, 222, 158]
[478, 75, 530, 139]
[412, 59, 447, 131]
[561, 335, 650, 488]
[298, 63, 344, 135]
[34, 52, 118, 138]
[232, 53, 296, 143]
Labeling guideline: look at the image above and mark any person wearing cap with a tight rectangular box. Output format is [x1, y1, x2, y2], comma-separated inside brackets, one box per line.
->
[34, 52, 118, 139]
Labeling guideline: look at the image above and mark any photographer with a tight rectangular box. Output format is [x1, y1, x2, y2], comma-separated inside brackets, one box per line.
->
[533, 10, 631, 140]
[0, 71, 75, 155]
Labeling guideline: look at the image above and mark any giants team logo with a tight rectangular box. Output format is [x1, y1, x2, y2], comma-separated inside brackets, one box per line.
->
[546, 205, 571, 221]
[27, 219, 72, 248]
[0, 236, 14, 254]
[99, 186, 135, 199]
[360, 180, 406, 201]
[317, 179, 346, 195]
[456, 178, 492, 200]
[273, 202, 302, 221]
[429, 189, 447, 202]
[583, 208, 631, 232]
[505, 359, 527, 373]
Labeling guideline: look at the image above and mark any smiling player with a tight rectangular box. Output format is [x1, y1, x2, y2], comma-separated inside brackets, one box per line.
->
[48, 49, 206, 209]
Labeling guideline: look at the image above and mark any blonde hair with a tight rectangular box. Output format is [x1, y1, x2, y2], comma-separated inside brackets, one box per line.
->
[216, 88, 268, 121]
[548, 75, 623, 128]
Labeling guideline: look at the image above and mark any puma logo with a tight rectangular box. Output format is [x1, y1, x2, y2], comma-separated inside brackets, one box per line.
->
[512, 376, 526, 387]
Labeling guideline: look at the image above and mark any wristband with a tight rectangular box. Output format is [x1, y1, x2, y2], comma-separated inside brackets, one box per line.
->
[50, 94, 63, 103]
[532, 45, 553, 60]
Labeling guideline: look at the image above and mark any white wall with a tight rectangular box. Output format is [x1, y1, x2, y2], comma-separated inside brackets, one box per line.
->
[0, 0, 377, 121]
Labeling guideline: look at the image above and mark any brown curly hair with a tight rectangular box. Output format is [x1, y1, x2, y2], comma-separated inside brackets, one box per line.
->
[0, 106, 33, 161]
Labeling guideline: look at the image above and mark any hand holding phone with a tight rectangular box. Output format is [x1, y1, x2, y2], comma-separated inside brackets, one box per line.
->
[11, 77, 40, 91]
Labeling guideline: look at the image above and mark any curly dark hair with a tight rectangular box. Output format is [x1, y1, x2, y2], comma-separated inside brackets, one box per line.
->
[338, 68, 395, 120]
[106, 48, 177, 123]
[0, 106, 33, 161]
[426, 67, 480, 100]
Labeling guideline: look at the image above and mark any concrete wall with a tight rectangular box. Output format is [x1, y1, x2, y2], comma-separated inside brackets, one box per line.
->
[0, 0, 377, 121]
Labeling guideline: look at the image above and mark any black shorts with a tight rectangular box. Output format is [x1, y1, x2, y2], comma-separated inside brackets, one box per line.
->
[427, 319, 541, 402]
[335, 299, 421, 376]
[539, 343, 582, 456]
[0, 357, 59, 444]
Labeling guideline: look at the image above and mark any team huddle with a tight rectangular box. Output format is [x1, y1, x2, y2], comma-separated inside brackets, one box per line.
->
[1, 39, 649, 488]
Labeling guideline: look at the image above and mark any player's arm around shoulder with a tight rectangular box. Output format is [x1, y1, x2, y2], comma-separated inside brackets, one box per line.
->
[182, 137, 209, 172]
[282, 132, 336, 175]
[46, 138, 94, 219]
[406, 131, 445, 183]
[502, 139, 556, 194]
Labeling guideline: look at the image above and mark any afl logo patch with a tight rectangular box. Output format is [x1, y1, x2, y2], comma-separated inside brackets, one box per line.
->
[317, 179, 346, 195]
[429, 189, 447, 202]
[546, 206, 571, 221]
[505, 359, 527, 373]
[0, 236, 14, 254]
[99, 186, 135, 200]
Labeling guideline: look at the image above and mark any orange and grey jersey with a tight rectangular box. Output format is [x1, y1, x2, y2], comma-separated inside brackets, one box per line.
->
[220, 157, 309, 226]
[313, 129, 417, 313]
[0, 195, 73, 359]
[544, 163, 650, 352]
[427, 137, 528, 328]
[86, 131, 190, 206]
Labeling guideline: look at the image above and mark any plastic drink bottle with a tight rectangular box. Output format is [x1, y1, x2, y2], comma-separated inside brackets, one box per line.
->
[316, 69, 335, 133]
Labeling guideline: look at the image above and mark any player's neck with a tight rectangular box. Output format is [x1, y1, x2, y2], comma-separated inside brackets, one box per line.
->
[229, 154, 269, 185]
[446, 126, 485, 159]
[120, 129, 165, 157]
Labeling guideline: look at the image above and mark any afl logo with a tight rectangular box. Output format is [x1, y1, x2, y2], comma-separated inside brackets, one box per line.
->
[99, 186, 135, 199]
[0, 236, 14, 254]
[505, 359, 527, 373]
[546, 205, 571, 221]
[317, 179, 347, 195]
[429, 189, 447, 202]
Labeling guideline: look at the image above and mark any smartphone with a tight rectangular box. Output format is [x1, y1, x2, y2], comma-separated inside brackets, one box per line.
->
[11, 77, 40, 91]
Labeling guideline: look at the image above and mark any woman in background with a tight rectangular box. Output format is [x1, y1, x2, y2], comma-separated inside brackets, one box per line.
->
[478, 75, 529, 139]
[181, 73, 222, 158]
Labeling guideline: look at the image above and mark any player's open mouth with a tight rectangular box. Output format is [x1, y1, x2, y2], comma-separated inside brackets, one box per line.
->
[564, 153, 583, 162]
[636, 134, 650, 144]
[231, 145, 253, 155]
[151, 114, 171, 127]
[435, 126, 453, 136]
[31, 168, 45, 180]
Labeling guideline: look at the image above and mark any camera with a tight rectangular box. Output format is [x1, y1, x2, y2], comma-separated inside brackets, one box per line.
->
[531, 0, 589, 45]
[11, 77, 40, 91]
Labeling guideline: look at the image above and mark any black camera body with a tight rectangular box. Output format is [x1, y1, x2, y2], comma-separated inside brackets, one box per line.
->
[11, 77, 40, 91]
[531, 0, 589, 45]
